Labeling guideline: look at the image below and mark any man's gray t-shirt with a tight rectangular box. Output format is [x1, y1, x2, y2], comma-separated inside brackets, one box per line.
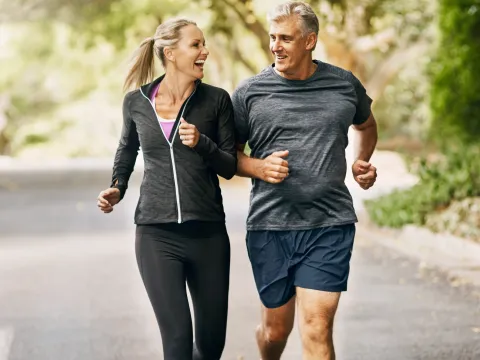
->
[232, 60, 372, 231]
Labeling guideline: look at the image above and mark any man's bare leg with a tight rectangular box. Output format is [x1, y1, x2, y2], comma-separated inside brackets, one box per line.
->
[296, 287, 341, 360]
[256, 296, 296, 360]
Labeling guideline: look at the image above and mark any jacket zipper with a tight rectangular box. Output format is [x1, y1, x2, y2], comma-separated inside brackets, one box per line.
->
[139, 86, 196, 224]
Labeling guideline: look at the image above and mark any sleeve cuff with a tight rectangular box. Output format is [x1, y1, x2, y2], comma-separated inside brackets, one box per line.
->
[193, 134, 214, 156]
[110, 178, 127, 200]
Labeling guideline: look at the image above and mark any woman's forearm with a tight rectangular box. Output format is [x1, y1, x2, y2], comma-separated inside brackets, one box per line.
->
[193, 134, 237, 179]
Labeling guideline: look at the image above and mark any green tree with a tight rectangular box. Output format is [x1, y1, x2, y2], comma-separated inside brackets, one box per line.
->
[365, 1, 480, 235]
[430, 0, 480, 146]
[0, 0, 188, 155]
[0, 0, 438, 156]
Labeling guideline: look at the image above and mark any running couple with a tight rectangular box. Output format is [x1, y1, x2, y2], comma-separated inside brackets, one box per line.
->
[97, 1, 378, 359]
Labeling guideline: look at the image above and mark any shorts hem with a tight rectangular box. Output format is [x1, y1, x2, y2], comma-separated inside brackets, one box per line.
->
[258, 283, 348, 308]
[294, 282, 348, 293]
[258, 293, 296, 309]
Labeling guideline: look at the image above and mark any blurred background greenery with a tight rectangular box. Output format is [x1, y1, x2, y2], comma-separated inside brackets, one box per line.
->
[0, 0, 478, 239]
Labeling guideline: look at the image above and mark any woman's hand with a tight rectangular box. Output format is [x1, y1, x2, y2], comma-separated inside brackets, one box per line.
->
[97, 188, 121, 213]
[178, 118, 200, 148]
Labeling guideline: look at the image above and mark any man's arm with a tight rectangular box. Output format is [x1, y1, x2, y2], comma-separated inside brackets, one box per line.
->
[236, 143, 289, 184]
[351, 112, 378, 163]
[236, 144, 260, 178]
[231, 82, 288, 184]
[351, 112, 378, 190]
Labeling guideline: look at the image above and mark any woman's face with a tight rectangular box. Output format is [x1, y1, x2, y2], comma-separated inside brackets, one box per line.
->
[167, 25, 209, 80]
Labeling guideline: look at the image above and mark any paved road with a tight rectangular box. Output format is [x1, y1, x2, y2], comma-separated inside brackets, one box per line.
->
[1, 168, 479, 359]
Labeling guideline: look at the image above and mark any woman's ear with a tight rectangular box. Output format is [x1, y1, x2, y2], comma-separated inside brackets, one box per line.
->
[164, 47, 175, 63]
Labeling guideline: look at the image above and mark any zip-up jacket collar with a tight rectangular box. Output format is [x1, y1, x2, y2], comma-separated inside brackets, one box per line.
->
[140, 75, 202, 108]
[139, 76, 202, 143]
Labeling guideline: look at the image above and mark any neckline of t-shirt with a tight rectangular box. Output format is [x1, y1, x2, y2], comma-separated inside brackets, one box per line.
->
[269, 59, 324, 84]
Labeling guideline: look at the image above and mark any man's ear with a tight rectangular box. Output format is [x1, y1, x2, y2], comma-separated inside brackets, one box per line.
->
[305, 32, 317, 51]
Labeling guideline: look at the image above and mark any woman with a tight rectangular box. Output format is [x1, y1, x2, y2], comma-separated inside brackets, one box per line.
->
[96, 18, 237, 360]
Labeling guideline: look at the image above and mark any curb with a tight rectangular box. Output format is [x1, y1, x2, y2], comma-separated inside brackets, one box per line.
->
[356, 210, 480, 288]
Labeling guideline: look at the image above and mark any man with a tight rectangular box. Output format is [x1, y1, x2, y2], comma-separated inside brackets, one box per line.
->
[231, 1, 378, 359]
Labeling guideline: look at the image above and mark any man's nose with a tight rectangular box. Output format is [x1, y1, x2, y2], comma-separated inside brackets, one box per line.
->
[271, 39, 282, 52]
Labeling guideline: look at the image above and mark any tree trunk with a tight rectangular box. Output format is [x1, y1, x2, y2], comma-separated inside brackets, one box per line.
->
[221, 0, 271, 60]
[317, 32, 367, 82]
[365, 42, 429, 100]
[0, 130, 11, 156]
[0, 95, 10, 156]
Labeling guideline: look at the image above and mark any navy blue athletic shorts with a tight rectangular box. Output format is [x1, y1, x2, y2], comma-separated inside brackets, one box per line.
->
[246, 223, 356, 308]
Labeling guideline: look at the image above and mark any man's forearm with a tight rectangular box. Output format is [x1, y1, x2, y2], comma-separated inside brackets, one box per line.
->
[236, 150, 261, 179]
[353, 124, 377, 163]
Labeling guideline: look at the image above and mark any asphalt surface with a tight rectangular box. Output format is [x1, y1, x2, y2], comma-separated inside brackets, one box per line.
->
[1, 168, 479, 359]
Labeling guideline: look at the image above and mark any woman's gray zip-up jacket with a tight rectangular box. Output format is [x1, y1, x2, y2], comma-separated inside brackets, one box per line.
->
[110, 75, 237, 225]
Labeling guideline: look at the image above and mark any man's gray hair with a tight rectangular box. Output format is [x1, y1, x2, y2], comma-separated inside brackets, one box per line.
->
[267, 1, 319, 36]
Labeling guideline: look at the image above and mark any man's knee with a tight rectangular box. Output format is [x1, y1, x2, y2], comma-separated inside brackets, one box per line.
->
[258, 320, 293, 343]
[301, 313, 333, 343]
[297, 288, 339, 345]
[257, 297, 296, 344]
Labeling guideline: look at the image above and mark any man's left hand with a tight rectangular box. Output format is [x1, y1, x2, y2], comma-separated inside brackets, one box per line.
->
[352, 160, 377, 190]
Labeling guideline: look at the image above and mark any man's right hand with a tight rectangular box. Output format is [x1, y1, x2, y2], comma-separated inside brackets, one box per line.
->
[256, 150, 289, 184]
[97, 188, 121, 213]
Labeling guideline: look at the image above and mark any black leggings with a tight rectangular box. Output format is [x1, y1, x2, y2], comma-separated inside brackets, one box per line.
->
[135, 221, 230, 360]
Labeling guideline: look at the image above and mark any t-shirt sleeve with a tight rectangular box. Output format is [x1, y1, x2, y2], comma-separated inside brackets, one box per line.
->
[350, 72, 373, 125]
[231, 83, 249, 144]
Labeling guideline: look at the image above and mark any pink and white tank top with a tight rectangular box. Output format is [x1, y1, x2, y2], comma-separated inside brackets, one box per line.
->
[151, 83, 176, 140]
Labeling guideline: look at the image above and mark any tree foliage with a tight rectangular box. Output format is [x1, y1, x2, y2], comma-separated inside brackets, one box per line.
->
[365, 1, 480, 236]
[430, 0, 480, 146]
[0, 0, 439, 156]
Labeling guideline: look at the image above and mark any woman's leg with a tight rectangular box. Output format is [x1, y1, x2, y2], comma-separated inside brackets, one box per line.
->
[135, 225, 193, 360]
[186, 223, 231, 360]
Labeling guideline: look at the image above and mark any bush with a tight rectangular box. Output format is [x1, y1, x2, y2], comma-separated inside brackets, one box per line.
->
[364, 145, 480, 228]
[366, 1, 480, 234]
[425, 197, 480, 241]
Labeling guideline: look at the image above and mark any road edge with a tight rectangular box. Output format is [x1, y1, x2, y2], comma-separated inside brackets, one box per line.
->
[356, 210, 480, 288]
